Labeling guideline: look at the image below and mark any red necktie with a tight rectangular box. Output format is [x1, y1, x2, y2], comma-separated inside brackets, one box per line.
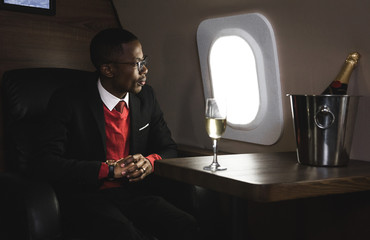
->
[115, 101, 126, 113]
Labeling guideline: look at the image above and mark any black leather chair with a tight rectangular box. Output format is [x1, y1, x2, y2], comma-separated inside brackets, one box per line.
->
[0, 68, 196, 240]
[0, 68, 97, 240]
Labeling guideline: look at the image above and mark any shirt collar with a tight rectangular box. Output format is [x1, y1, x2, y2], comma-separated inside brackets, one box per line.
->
[97, 78, 129, 111]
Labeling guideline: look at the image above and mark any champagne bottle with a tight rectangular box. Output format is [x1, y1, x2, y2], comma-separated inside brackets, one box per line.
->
[322, 52, 361, 95]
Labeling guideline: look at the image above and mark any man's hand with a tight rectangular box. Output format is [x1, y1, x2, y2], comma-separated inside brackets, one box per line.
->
[116, 154, 153, 182]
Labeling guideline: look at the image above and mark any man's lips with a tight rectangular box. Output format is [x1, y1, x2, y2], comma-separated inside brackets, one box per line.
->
[137, 78, 146, 86]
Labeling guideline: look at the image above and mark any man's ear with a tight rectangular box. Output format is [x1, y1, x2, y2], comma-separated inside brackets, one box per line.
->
[100, 64, 114, 78]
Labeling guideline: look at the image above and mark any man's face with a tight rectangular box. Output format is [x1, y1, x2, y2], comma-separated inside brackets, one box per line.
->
[105, 40, 148, 98]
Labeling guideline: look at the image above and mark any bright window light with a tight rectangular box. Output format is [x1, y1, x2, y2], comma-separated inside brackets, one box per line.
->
[210, 35, 259, 125]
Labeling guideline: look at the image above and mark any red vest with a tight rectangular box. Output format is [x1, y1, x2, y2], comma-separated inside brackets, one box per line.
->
[100, 104, 130, 189]
[104, 104, 130, 160]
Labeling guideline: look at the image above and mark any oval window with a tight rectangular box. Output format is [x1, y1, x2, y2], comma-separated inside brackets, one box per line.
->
[210, 35, 259, 126]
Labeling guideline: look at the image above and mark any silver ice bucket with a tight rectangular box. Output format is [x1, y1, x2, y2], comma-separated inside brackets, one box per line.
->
[288, 95, 359, 166]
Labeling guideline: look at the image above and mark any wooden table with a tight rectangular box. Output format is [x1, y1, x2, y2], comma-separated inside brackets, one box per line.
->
[154, 152, 370, 202]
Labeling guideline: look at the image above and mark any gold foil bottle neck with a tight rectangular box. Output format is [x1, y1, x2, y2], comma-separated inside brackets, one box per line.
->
[334, 51, 361, 84]
[346, 52, 361, 65]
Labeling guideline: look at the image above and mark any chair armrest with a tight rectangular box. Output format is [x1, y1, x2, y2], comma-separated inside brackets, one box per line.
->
[0, 173, 62, 240]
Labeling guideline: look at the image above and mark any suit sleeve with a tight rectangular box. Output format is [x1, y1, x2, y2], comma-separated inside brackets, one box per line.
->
[34, 89, 102, 188]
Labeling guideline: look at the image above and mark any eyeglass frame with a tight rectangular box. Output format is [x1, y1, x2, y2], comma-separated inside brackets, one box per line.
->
[109, 55, 148, 73]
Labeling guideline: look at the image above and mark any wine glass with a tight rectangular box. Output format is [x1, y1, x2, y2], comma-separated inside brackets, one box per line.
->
[204, 98, 227, 171]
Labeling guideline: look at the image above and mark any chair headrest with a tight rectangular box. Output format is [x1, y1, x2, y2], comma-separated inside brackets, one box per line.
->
[1, 68, 97, 173]
[1, 68, 97, 122]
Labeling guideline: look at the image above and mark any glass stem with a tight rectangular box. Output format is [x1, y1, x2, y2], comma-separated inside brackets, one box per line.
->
[212, 138, 218, 164]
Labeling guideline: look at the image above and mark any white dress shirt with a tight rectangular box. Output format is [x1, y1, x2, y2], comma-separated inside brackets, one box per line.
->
[97, 78, 129, 111]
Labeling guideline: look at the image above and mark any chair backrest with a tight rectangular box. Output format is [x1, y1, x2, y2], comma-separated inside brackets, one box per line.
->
[1, 68, 96, 173]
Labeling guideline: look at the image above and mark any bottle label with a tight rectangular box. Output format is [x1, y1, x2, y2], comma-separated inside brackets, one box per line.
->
[330, 80, 342, 88]
[322, 81, 348, 95]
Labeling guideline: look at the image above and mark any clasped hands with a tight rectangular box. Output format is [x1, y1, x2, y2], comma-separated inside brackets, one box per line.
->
[107, 154, 153, 182]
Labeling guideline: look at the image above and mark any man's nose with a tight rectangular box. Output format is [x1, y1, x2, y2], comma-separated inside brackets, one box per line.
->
[140, 64, 148, 74]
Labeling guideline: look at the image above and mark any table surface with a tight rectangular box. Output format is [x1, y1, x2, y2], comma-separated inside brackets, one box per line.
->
[154, 152, 370, 202]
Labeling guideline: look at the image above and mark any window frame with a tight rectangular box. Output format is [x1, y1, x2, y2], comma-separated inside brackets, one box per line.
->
[197, 13, 283, 145]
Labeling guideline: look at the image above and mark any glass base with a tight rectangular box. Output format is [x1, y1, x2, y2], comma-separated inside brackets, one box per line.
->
[203, 162, 227, 172]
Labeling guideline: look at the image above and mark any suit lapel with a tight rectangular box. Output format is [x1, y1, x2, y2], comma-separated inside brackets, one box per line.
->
[129, 93, 141, 154]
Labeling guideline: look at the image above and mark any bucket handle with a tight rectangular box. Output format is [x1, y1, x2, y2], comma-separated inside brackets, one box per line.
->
[314, 105, 335, 129]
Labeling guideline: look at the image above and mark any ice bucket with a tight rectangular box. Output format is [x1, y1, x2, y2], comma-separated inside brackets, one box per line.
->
[288, 95, 359, 166]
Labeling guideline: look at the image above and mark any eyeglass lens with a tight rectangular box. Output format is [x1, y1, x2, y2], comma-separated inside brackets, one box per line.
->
[138, 56, 147, 72]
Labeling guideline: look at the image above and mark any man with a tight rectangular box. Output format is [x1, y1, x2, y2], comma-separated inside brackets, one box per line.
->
[36, 28, 198, 240]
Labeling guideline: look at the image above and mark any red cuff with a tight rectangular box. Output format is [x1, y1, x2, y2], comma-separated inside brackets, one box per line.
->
[145, 154, 162, 171]
[98, 163, 109, 179]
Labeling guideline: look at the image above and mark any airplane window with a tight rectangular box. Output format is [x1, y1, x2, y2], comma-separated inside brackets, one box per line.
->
[210, 35, 259, 125]
[197, 13, 283, 145]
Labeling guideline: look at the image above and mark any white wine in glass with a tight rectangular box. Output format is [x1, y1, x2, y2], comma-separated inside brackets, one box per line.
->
[204, 98, 227, 171]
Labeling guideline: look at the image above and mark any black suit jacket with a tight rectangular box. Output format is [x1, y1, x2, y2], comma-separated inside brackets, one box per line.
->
[36, 76, 177, 194]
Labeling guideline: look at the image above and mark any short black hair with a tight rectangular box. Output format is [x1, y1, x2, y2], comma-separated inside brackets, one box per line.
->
[90, 28, 138, 70]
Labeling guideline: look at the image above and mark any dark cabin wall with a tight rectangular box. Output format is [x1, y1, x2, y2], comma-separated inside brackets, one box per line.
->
[0, 0, 120, 171]
[112, 0, 370, 161]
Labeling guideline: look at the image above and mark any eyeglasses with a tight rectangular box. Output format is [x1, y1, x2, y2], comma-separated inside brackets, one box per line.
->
[111, 55, 148, 73]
